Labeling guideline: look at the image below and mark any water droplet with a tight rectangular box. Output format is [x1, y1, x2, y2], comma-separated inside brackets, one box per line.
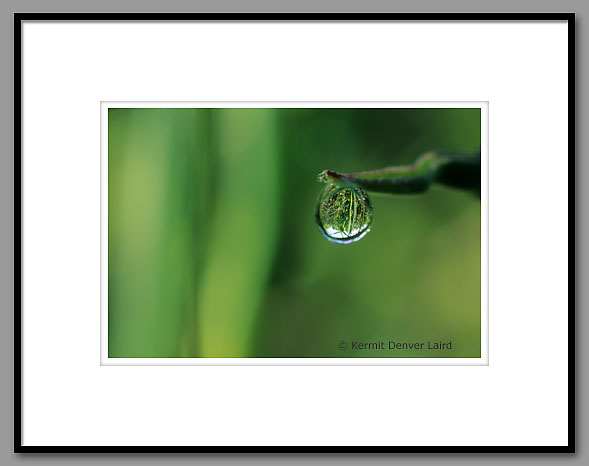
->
[316, 183, 373, 244]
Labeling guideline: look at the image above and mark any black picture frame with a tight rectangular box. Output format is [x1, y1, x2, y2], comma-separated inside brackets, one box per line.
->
[13, 12, 576, 454]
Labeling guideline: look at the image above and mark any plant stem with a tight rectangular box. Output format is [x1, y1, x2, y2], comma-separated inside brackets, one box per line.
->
[318, 150, 481, 197]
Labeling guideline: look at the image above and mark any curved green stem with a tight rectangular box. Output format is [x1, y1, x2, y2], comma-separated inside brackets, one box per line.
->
[318, 150, 481, 197]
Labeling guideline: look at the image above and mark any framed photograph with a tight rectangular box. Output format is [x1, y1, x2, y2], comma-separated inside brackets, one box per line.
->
[102, 101, 488, 365]
[15, 13, 574, 452]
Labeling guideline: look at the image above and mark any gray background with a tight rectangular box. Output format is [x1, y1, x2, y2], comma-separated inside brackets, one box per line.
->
[1, 0, 583, 464]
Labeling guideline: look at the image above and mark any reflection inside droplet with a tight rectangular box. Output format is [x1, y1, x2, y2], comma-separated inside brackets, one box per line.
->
[315, 183, 373, 244]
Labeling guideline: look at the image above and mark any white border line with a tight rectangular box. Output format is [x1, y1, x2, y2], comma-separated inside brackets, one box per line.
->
[100, 101, 489, 366]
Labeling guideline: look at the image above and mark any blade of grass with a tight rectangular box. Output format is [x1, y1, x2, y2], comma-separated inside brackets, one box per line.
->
[196, 109, 281, 357]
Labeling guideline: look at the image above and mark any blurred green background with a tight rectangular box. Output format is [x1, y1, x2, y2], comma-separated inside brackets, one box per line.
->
[108, 107, 481, 358]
